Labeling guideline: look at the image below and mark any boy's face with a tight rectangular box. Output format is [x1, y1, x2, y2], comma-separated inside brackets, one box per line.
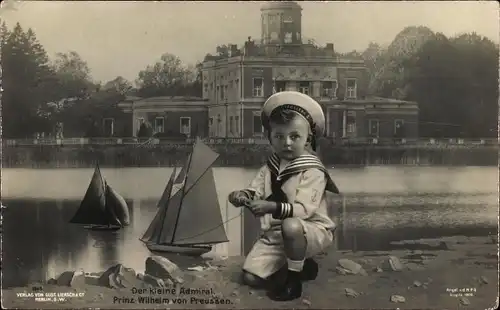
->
[269, 116, 310, 160]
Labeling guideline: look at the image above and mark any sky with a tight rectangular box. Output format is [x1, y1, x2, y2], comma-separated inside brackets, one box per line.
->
[1, 0, 498, 83]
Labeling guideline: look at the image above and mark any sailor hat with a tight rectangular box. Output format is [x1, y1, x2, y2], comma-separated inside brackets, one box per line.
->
[261, 91, 326, 137]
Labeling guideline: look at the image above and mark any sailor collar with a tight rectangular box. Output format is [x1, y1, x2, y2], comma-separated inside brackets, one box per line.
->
[266, 153, 340, 194]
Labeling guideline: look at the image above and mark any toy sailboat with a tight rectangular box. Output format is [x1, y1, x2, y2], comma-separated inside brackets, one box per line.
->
[140, 138, 229, 256]
[69, 164, 130, 231]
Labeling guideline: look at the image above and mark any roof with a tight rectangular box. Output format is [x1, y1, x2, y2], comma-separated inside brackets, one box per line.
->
[342, 96, 417, 105]
[136, 96, 205, 103]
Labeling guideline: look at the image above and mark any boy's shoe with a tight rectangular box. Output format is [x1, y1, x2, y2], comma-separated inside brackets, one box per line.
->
[300, 258, 319, 281]
[267, 270, 302, 301]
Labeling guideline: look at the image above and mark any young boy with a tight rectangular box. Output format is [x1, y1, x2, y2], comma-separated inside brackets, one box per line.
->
[228, 91, 339, 301]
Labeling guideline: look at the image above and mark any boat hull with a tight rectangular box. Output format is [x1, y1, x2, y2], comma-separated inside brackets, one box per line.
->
[84, 225, 121, 231]
[146, 243, 212, 256]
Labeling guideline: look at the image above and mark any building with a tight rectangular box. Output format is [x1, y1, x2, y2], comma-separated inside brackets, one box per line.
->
[201, 1, 419, 142]
[118, 96, 208, 137]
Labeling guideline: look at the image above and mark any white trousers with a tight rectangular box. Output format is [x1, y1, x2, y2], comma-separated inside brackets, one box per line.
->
[242, 218, 334, 279]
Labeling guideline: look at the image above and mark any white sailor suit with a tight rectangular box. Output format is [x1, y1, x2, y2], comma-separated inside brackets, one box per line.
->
[240, 153, 339, 279]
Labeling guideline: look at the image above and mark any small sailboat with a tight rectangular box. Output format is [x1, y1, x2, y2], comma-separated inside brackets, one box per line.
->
[69, 164, 130, 231]
[140, 138, 229, 256]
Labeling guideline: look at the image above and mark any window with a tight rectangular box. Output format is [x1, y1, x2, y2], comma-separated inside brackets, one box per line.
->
[346, 111, 356, 134]
[253, 113, 263, 135]
[229, 80, 233, 88]
[208, 117, 214, 137]
[299, 82, 310, 95]
[346, 79, 357, 99]
[154, 117, 164, 133]
[322, 81, 338, 98]
[274, 81, 286, 93]
[204, 83, 208, 93]
[368, 119, 379, 137]
[180, 117, 191, 136]
[103, 118, 114, 137]
[229, 116, 234, 134]
[220, 85, 224, 100]
[394, 119, 405, 137]
[224, 85, 228, 99]
[253, 77, 264, 97]
[235, 79, 240, 98]
[235, 115, 240, 135]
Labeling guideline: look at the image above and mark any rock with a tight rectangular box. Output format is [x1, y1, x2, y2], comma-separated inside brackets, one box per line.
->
[98, 264, 140, 289]
[480, 276, 488, 284]
[56, 271, 86, 288]
[390, 295, 406, 303]
[337, 259, 367, 276]
[302, 298, 312, 306]
[345, 288, 359, 298]
[460, 297, 470, 306]
[145, 256, 184, 284]
[137, 273, 171, 287]
[382, 256, 404, 271]
[413, 280, 422, 287]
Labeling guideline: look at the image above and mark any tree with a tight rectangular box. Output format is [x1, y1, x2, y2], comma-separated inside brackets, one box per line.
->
[102, 76, 133, 95]
[51, 51, 96, 99]
[1, 22, 57, 137]
[135, 53, 201, 98]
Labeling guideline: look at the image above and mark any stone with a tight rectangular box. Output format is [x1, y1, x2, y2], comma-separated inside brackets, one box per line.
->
[382, 256, 404, 271]
[390, 295, 406, 303]
[302, 298, 312, 306]
[145, 256, 184, 284]
[138, 273, 171, 287]
[98, 264, 140, 289]
[337, 259, 367, 275]
[460, 297, 470, 306]
[345, 288, 360, 298]
[56, 271, 86, 288]
[413, 280, 422, 287]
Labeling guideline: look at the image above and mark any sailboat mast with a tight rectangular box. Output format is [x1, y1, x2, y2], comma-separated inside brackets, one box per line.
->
[170, 142, 195, 243]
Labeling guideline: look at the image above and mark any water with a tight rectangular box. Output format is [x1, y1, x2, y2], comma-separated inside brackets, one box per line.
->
[2, 166, 498, 288]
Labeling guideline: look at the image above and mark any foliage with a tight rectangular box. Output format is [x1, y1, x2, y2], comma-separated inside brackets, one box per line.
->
[1, 22, 57, 137]
[362, 27, 499, 138]
[135, 53, 202, 98]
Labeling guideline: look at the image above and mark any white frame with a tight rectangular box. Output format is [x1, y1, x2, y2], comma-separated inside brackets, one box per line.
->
[154, 117, 165, 133]
[299, 81, 310, 95]
[345, 78, 357, 99]
[394, 119, 404, 135]
[252, 77, 264, 97]
[179, 117, 191, 136]
[368, 119, 379, 137]
[322, 80, 338, 98]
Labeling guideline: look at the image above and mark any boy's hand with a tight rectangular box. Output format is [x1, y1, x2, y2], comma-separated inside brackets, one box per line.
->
[228, 190, 250, 207]
[248, 200, 277, 216]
